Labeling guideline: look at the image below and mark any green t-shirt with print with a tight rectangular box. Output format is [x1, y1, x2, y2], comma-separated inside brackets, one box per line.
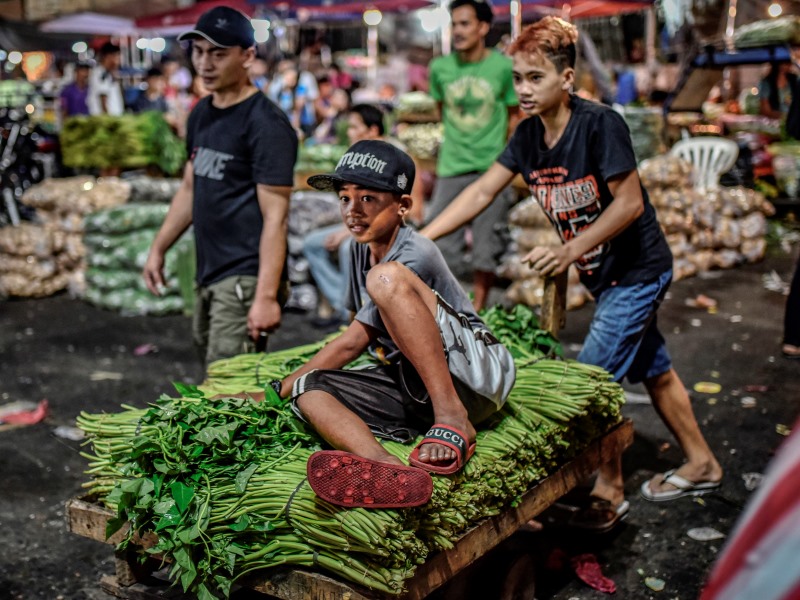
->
[430, 50, 517, 177]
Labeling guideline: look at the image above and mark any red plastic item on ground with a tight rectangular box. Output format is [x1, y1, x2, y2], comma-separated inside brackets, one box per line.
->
[307, 450, 433, 509]
[571, 553, 617, 594]
[0, 399, 48, 426]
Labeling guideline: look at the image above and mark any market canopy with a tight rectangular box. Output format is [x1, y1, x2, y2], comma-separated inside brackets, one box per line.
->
[261, 0, 435, 22]
[0, 17, 82, 52]
[494, 0, 653, 20]
[39, 12, 137, 35]
[135, 0, 255, 36]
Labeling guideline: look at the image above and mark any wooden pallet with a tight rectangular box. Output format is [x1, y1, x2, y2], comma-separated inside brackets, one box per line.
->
[67, 419, 633, 600]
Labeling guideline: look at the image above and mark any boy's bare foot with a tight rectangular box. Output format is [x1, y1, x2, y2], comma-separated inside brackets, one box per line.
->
[782, 344, 800, 359]
[415, 418, 476, 465]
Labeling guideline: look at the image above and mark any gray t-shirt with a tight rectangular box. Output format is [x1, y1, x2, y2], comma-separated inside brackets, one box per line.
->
[345, 225, 485, 362]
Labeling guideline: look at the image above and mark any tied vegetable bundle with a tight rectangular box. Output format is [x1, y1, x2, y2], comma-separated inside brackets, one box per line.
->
[61, 112, 186, 175]
[77, 305, 624, 598]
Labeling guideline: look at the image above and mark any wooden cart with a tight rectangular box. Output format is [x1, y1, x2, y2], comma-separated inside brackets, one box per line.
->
[67, 273, 630, 599]
[67, 421, 632, 600]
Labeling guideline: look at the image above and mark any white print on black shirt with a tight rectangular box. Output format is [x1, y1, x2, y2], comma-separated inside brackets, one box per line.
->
[529, 167, 605, 272]
[193, 147, 234, 181]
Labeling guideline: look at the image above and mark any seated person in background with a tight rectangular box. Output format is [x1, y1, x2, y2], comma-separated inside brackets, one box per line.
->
[133, 67, 169, 114]
[304, 103, 427, 328]
[311, 86, 351, 145]
[759, 61, 797, 119]
[248, 57, 269, 92]
[279, 140, 516, 509]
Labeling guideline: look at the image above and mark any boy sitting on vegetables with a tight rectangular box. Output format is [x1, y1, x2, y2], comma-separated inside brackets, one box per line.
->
[276, 140, 516, 508]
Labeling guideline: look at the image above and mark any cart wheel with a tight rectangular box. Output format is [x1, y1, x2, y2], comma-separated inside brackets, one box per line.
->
[499, 554, 537, 600]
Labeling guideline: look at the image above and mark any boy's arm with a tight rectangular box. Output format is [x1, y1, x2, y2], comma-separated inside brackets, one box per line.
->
[279, 320, 372, 397]
[420, 162, 515, 240]
[525, 169, 645, 276]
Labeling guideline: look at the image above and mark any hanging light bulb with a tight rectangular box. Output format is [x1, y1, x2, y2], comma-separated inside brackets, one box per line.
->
[768, 2, 783, 17]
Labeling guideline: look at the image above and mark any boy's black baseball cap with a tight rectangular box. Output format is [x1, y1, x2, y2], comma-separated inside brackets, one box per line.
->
[308, 140, 416, 195]
[178, 6, 255, 48]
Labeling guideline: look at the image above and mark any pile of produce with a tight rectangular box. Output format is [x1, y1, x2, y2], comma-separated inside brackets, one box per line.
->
[77, 305, 624, 598]
[126, 176, 182, 204]
[284, 190, 343, 312]
[395, 92, 438, 122]
[499, 197, 593, 310]
[640, 155, 775, 280]
[619, 106, 665, 162]
[0, 177, 130, 298]
[397, 122, 443, 160]
[733, 16, 800, 48]
[60, 112, 186, 175]
[83, 203, 195, 316]
[293, 144, 348, 188]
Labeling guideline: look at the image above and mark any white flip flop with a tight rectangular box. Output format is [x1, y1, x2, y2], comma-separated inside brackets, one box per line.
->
[640, 469, 721, 502]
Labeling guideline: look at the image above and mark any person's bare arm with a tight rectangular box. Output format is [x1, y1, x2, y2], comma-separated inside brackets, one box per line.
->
[246, 184, 292, 340]
[142, 162, 194, 295]
[279, 320, 372, 396]
[524, 169, 645, 276]
[760, 97, 782, 120]
[420, 162, 515, 240]
[408, 156, 426, 225]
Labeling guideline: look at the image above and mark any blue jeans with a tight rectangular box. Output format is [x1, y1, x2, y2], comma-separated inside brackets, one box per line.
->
[303, 223, 351, 318]
[578, 270, 673, 384]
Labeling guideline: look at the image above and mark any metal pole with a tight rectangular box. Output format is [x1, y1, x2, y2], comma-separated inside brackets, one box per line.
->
[367, 24, 378, 89]
[440, 0, 450, 55]
[645, 7, 656, 65]
[510, 0, 522, 40]
[723, 0, 738, 101]
[725, 0, 737, 52]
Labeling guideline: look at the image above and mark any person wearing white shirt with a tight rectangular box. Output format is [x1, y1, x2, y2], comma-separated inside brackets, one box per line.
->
[87, 42, 124, 116]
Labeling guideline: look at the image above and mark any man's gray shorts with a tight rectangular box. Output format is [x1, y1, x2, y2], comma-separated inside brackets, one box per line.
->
[193, 275, 289, 367]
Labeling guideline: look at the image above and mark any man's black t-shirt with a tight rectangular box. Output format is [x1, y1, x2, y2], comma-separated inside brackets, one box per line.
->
[186, 92, 297, 286]
[497, 95, 672, 296]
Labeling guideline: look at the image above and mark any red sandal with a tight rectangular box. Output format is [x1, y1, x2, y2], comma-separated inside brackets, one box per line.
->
[306, 450, 433, 509]
[408, 424, 476, 475]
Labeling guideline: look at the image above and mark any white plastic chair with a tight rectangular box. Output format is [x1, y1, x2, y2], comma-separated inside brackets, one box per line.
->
[669, 137, 739, 192]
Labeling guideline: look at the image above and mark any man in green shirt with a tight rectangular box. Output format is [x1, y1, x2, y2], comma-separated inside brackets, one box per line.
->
[427, 0, 518, 310]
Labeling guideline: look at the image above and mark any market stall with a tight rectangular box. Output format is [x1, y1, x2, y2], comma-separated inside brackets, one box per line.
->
[664, 17, 800, 200]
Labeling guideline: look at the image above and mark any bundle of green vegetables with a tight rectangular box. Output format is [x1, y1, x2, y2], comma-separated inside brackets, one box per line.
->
[61, 112, 186, 175]
[294, 144, 349, 174]
[77, 305, 624, 598]
[83, 204, 195, 316]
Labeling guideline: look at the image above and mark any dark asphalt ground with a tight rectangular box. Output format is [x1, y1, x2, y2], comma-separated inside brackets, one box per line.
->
[1, 230, 799, 600]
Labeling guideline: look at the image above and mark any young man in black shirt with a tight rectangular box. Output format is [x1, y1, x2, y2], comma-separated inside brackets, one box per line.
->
[143, 7, 297, 367]
[423, 17, 722, 530]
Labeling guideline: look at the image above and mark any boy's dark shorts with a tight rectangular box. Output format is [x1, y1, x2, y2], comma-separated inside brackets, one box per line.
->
[290, 294, 516, 443]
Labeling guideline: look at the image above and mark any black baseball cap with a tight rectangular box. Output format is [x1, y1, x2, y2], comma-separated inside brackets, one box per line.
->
[308, 140, 416, 195]
[177, 6, 255, 48]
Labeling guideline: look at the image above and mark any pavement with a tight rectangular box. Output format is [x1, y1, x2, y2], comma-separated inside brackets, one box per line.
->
[1, 232, 799, 599]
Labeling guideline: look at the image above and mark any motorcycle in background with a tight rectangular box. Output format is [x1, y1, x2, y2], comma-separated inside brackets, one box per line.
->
[0, 103, 57, 226]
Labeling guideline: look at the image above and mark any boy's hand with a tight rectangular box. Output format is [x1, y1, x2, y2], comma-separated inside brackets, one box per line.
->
[523, 245, 573, 277]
